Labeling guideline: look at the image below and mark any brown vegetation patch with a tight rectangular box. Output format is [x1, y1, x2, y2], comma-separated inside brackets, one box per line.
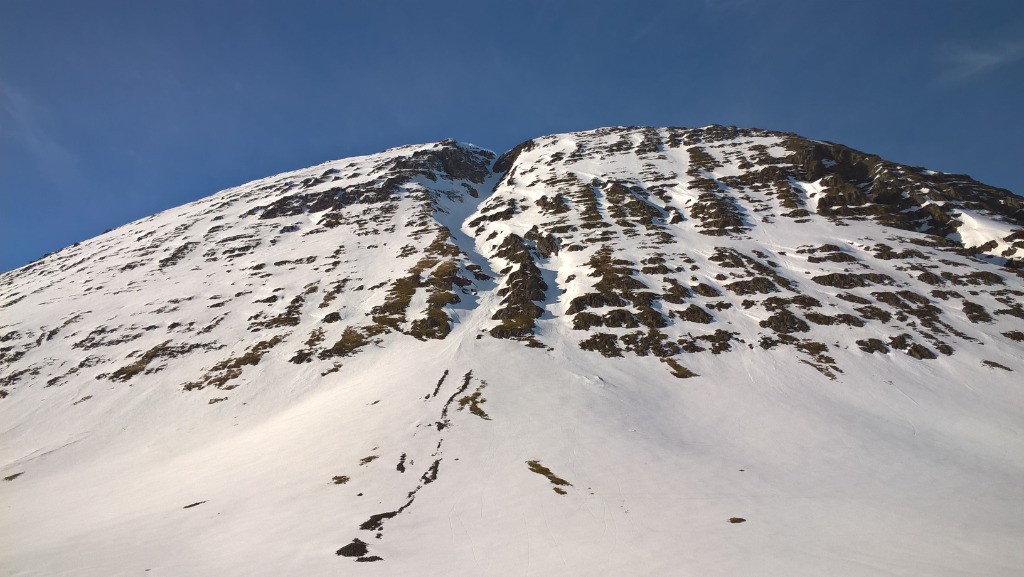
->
[856, 338, 890, 354]
[249, 293, 306, 331]
[804, 311, 865, 327]
[962, 301, 993, 323]
[370, 228, 469, 340]
[1002, 330, 1024, 342]
[679, 329, 738, 354]
[621, 329, 682, 357]
[662, 278, 692, 304]
[318, 327, 369, 359]
[759, 310, 809, 334]
[183, 336, 284, 390]
[111, 340, 223, 382]
[674, 304, 714, 324]
[159, 242, 199, 269]
[812, 272, 895, 289]
[982, 360, 1012, 371]
[458, 380, 491, 420]
[489, 233, 547, 340]
[889, 334, 936, 360]
[691, 282, 721, 297]
[579, 333, 623, 357]
[836, 292, 872, 305]
[726, 276, 778, 295]
[661, 358, 698, 378]
[526, 460, 572, 494]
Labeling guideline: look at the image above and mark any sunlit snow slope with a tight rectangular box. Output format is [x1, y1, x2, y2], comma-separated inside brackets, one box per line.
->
[2, 126, 1023, 576]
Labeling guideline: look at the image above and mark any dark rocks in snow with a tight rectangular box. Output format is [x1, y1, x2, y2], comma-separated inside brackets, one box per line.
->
[336, 539, 369, 557]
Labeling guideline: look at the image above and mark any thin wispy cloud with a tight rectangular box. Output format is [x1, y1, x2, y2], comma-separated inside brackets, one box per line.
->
[0, 82, 80, 183]
[940, 41, 1024, 84]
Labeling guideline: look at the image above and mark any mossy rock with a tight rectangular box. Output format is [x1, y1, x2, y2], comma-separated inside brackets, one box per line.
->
[759, 310, 809, 334]
[635, 307, 668, 328]
[566, 292, 626, 314]
[963, 301, 993, 323]
[621, 329, 681, 357]
[603, 309, 639, 328]
[677, 304, 713, 324]
[661, 358, 698, 378]
[856, 338, 889, 354]
[812, 272, 894, 289]
[725, 277, 778, 295]
[319, 328, 368, 359]
[579, 333, 623, 357]
[691, 283, 721, 297]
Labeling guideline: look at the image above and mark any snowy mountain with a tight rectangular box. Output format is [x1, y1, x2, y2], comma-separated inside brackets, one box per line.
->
[2, 126, 1023, 576]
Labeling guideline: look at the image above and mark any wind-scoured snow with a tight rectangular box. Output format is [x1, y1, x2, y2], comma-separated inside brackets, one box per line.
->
[1, 126, 1023, 576]
[950, 210, 1018, 255]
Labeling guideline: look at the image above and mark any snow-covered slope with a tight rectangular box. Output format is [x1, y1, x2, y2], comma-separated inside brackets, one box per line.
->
[2, 126, 1023, 576]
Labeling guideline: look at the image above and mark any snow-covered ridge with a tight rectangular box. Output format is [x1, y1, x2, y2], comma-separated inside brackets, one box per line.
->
[1, 126, 1022, 576]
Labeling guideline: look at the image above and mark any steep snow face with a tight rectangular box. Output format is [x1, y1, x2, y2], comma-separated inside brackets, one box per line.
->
[1, 126, 1023, 576]
[472, 126, 1023, 376]
[950, 210, 1019, 255]
[0, 139, 497, 390]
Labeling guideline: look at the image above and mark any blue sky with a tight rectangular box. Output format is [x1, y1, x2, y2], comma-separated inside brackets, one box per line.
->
[1, 0, 1022, 272]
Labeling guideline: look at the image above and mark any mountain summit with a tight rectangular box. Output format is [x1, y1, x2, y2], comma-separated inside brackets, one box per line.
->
[2, 126, 1023, 576]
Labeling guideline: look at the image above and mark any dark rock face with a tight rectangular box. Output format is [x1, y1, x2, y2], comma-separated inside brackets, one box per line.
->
[393, 140, 495, 184]
[492, 139, 537, 174]
[336, 539, 368, 557]
[489, 234, 548, 341]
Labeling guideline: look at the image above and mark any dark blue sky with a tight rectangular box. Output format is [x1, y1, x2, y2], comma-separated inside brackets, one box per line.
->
[2, 0, 1022, 272]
